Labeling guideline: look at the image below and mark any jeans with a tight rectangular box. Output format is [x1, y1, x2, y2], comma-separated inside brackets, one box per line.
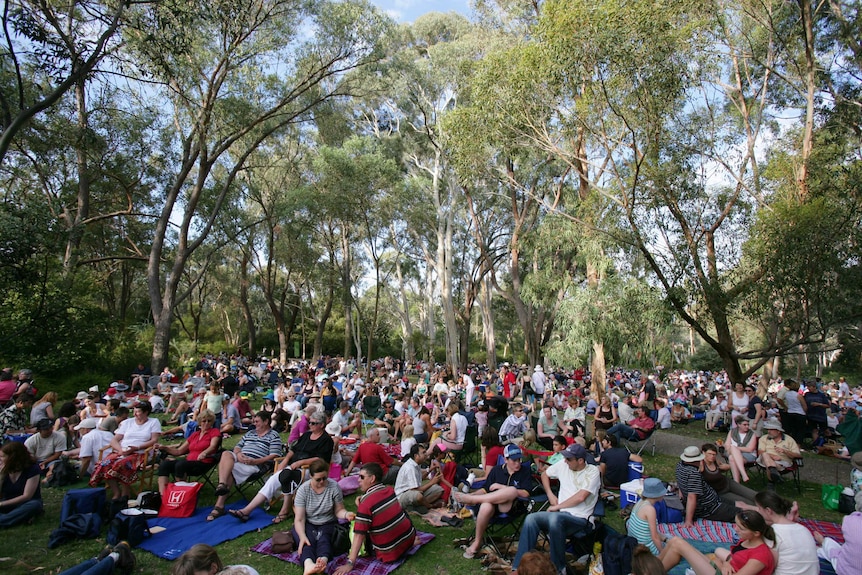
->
[58, 557, 114, 575]
[0, 498, 43, 528]
[512, 511, 592, 572]
[606, 423, 639, 442]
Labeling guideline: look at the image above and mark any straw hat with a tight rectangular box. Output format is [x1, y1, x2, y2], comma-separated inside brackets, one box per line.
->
[851, 451, 862, 471]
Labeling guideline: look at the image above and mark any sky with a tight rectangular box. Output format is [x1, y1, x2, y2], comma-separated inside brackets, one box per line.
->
[370, 0, 471, 23]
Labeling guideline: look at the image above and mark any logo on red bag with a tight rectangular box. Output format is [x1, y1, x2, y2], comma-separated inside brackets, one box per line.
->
[169, 491, 185, 504]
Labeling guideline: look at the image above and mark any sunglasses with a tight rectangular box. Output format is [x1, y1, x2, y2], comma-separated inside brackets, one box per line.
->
[358, 474, 369, 480]
[312, 475, 327, 483]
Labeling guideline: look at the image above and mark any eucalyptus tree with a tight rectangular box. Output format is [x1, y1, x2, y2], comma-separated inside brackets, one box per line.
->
[490, 0, 862, 384]
[0, 0, 132, 165]
[122, 0, 392, 370]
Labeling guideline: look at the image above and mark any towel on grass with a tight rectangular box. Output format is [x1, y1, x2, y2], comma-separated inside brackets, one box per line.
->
[252, 531, 435, 575]
[137, 501, 271, 560]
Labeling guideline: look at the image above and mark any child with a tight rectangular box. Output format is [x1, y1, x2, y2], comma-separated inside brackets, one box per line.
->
[475, 401, 489, 437]
[815, 511, 862, 575]
[400, 424, 416, 460]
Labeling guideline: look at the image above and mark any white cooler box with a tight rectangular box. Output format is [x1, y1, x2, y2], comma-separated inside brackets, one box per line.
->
[620, 478, 644, 508]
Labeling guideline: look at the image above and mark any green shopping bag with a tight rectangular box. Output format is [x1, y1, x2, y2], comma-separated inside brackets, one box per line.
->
[821, 484, 842, 510]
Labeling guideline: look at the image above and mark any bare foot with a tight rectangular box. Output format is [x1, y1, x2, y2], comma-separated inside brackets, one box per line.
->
[813, 531, 824, 545]
[311, 557, 328, 573]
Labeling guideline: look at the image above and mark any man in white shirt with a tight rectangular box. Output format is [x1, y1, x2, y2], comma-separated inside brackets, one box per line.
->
[66, 418, 114, 478]
[25, 419, 66, 473]
[463, 371, 476, 407]
[394, 443, 443, 513]
[511, 444, 601, 574]
[616, 395, 635, 424]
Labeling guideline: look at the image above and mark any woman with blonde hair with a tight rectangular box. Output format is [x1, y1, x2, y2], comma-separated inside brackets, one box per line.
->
[30, 391, 57, 425]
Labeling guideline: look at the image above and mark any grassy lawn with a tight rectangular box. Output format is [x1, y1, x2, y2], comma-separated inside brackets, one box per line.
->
[2, 413, 848, 574]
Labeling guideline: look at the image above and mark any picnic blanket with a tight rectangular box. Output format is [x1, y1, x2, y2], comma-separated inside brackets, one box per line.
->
[252, 530, 435, 575]
[658, 519, 841, 575]
[137, 501, 271, 560]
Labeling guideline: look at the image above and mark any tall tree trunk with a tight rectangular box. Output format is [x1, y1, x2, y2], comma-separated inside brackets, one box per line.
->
[480, 276, 496, 368]
[240, 248, 256, 357]
[394, 256, 415, 363]
[64, 76, 90, 271]
[591, 341, 606, 400]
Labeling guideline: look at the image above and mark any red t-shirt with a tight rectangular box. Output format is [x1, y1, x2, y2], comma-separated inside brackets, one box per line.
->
[484, 445, 505, 469]
[351, 441, 394, 474]
[730, 542, 775, 575]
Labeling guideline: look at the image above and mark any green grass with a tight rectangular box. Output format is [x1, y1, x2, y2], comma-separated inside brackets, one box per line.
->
[2, 413, 848, 575]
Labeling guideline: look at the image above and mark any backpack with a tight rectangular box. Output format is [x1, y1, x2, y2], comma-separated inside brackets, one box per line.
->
[48, 512, 102, 548]
[602, 529, 638, 575]
[45, 457, 78, 488]
[107, 510, 151, 547]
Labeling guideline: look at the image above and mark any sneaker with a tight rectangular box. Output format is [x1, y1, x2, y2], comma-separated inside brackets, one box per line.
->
[112, 541, 136, 575]
[466, 472, 476, 487]
[768, 468, 782, 483]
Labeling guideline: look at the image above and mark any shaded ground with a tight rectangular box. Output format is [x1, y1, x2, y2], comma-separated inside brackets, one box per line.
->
[652, 428, 852, 485]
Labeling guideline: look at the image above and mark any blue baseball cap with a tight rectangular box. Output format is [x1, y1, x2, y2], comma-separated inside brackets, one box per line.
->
[504, 444, 523, 459]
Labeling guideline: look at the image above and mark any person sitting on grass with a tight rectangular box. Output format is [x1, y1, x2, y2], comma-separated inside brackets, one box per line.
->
[676, 445, 756, 527]
[394, 443, 444, 514]
[660, 509, 775, 575]
[626, 477, 669, 557]
[331, 462, 418, 575]
[454, 444, 533, 560]
[598, 434, 642, 488]
[0, 441, 43, 528]
[342, 427, 400, 484]
[754, 490, 817, 575]
[24, 418, 65, 480]
[292, 459, 354, 575]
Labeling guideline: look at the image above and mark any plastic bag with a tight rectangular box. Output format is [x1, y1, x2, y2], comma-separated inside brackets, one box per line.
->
[821, 484, 842, 510]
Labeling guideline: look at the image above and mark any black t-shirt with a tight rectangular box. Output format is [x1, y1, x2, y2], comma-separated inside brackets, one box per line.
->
[746, 395, 762, 419]
[290, 431, 334, 464]
[601, 447, 630, 487]
[221, 376, 238, 399]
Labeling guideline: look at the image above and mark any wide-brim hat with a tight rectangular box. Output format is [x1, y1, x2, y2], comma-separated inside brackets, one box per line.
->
[680, 446, 705, 463]
[75, 391, 89, 401]
[534, 365, 544, 372]
[641, 477, 666, 498]
[762, 419, 784, 432]
[310, 392, 321, 399]
[325, 421, 341, 436]
[851, 451, 862, 471]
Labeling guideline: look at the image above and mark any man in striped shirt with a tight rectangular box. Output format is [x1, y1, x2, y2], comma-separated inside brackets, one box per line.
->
[333, 462, 417, 575]
[207, 411, 282, 521]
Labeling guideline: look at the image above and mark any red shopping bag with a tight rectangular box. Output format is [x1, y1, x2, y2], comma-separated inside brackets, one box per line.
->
[159, 481, 202, 518]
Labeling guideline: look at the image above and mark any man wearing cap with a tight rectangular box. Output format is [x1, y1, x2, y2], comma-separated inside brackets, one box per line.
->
[757, 419, 801, 485]
[63, 418, 114, 479]
[511, 444, 601, 574]
[455, 443, 534, 559]
[24, 419, 66, 474]
[676, 445, 754, 527]
[343, 427, 401, 484]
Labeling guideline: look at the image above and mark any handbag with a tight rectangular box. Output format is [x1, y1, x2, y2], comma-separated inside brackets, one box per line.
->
[332, 521, 351, 555]
[159, 482, 203, 518]
[271, 530, 295, 554]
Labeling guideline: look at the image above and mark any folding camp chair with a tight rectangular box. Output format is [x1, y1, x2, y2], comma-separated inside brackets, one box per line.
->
[624, 428, 657, 456]
[454, 424, 479, 468]
[756, 457, 803, 493]
[472, 492, 550, 560]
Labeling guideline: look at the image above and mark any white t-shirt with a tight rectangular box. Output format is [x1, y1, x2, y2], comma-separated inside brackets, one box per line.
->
[450, 412, 468, 444]
[545, 458, 601, 519]
[772, 522, 819, 575]
[79, 429, 114, 473]
[117, 417, 162, 450]
[24, 431, 66, 462]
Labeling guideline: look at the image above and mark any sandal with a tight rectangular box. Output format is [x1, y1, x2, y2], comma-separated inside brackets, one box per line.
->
[206, 506, 225, 522]
[272, 512, 291, 524]
[214, 483, 230, 496]
[228, 509, 250, 523]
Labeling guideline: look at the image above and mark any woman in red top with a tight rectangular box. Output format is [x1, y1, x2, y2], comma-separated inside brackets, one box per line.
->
[155, 409, 221, 495]
[661, 509, 775, 575]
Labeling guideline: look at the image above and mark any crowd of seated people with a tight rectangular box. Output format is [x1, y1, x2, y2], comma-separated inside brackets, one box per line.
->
[4, 358, 862, 575]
